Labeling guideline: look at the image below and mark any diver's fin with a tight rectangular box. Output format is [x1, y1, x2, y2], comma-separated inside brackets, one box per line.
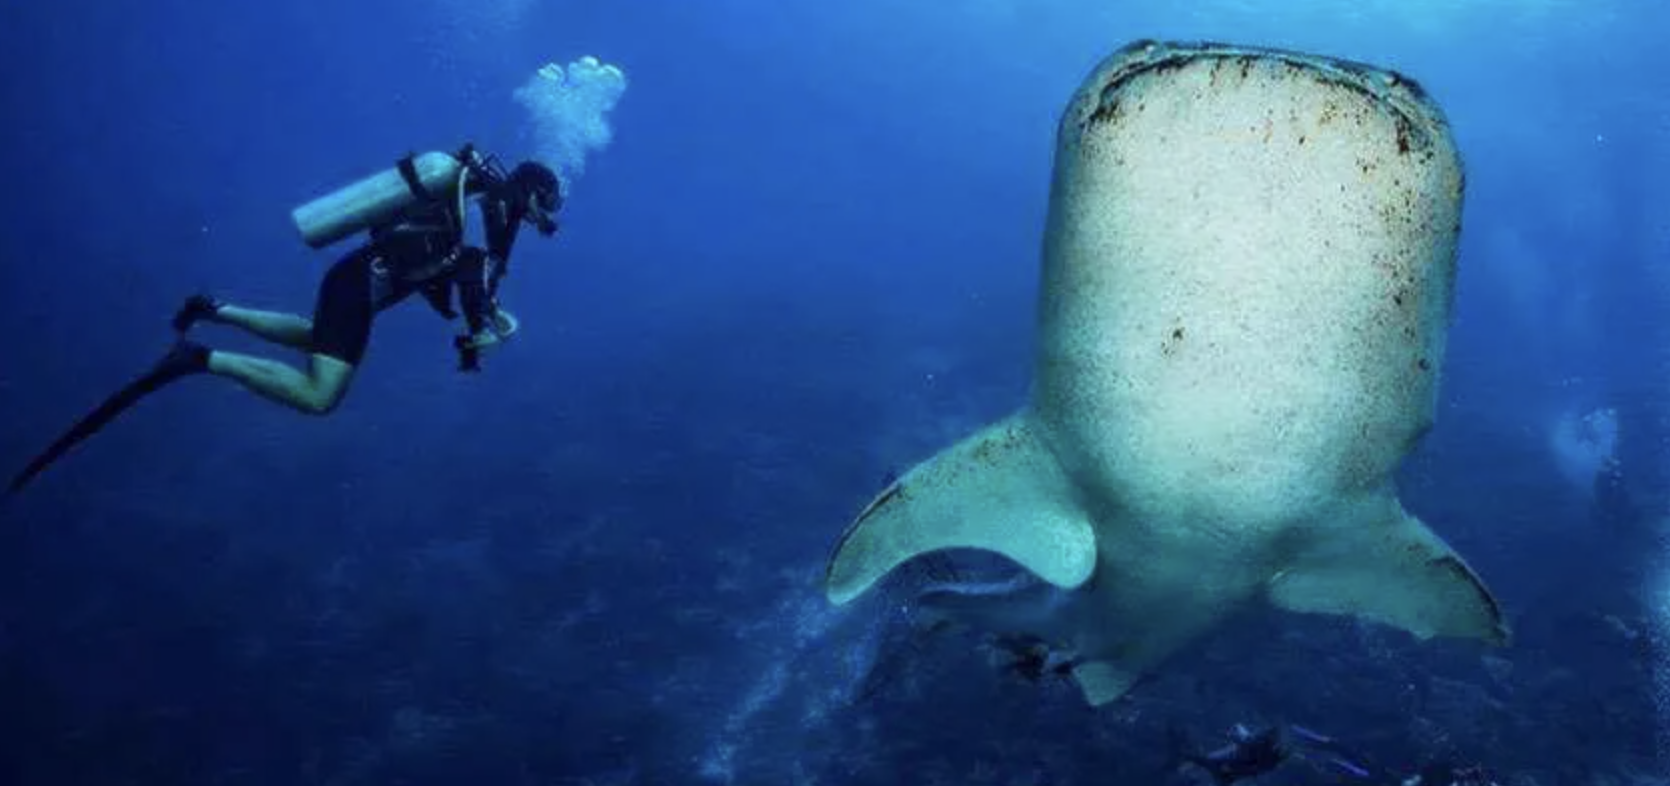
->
[7, 344, 206, 495]
[1266, 492, 1509, 645]
[1070, 659, 1141, 706]
[824, 412, 1096, 605]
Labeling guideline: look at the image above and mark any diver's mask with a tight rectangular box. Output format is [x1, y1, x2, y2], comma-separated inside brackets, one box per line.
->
[526, 186, 560, 236]
[506, 160, 562, 238]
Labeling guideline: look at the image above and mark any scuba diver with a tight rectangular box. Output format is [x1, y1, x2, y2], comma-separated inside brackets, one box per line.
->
[8, 143, 562, 494]
[1169, 722, 1500, 786]
[989, 633, 1078, 684]
[1170, 723, 1296, 785]
[1169, 722, 1376, 784]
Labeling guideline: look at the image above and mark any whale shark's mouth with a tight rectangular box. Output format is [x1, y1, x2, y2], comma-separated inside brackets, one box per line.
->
[1086, 39, 1447, 155]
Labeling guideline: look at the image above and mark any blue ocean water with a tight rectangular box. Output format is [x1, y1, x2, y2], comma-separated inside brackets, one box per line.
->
[0, 1, 1667, 784]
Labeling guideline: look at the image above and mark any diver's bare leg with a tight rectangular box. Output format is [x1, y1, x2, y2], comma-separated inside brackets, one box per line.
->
[206, 351, 355, 415]
[212, 305, 315, 350]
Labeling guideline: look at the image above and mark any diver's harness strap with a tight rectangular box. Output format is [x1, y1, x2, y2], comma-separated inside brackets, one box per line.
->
[396, 153, 432, 201]
[452, 143, 510, 191]
[377, 143, 497, 284]
[392, 143, 508, 203]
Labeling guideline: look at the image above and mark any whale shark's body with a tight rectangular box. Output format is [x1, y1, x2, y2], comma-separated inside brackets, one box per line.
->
[824, 40, 1508, 706]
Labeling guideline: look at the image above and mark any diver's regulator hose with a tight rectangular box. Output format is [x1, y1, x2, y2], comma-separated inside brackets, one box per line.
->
[454, 154, 471, 235]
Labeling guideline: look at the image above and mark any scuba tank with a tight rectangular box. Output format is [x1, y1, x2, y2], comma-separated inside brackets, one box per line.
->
[290, 151, 467, 249]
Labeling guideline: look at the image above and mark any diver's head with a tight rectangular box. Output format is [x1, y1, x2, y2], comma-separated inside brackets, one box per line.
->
[509, 160, 562, 236]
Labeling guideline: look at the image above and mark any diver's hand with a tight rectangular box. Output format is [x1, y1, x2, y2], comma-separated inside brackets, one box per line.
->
[489, 309, 519, 339]
[463, 309, 519, 350]
[452, 309, 519, 372]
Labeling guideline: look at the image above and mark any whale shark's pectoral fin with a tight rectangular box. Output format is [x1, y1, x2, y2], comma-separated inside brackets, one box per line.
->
[824, 412, 1097, 605]
[1267, 495, 1509, 646]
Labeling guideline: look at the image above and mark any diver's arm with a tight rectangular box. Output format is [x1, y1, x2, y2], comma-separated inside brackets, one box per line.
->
[446, 173, 525, 371]
[480, 187, 521, 295]
[450, 248, 517, 371]
[454, 248, 497, 336]
[419, 281, 459, 320]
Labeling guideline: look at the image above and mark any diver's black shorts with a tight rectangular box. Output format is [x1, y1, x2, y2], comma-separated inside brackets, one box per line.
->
[310, 249, 378, 366]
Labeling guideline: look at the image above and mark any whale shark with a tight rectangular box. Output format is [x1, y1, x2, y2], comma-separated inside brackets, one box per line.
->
[824, 40, 1509, 707]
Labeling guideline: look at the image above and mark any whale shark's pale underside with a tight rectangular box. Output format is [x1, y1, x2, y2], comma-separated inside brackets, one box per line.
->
[824, 39, 1508, 707]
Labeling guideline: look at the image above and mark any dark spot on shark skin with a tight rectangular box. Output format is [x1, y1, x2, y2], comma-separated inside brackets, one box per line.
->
[1088, 87, 1123, 127]
[970, 424, 1026, 468]
[1396, 122, 1412, 154]
[1161, 326, 1186, 357]
[1319, 101, 1339, 126]
[1417, 358, 1430, 372]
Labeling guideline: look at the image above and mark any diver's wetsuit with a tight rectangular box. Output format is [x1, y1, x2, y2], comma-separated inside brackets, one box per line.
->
[1179, 726, 1290, 785]
[311, 177, 529, 366]
[1171, 724, 1496, 786]
[992, 634, 1078, 683]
